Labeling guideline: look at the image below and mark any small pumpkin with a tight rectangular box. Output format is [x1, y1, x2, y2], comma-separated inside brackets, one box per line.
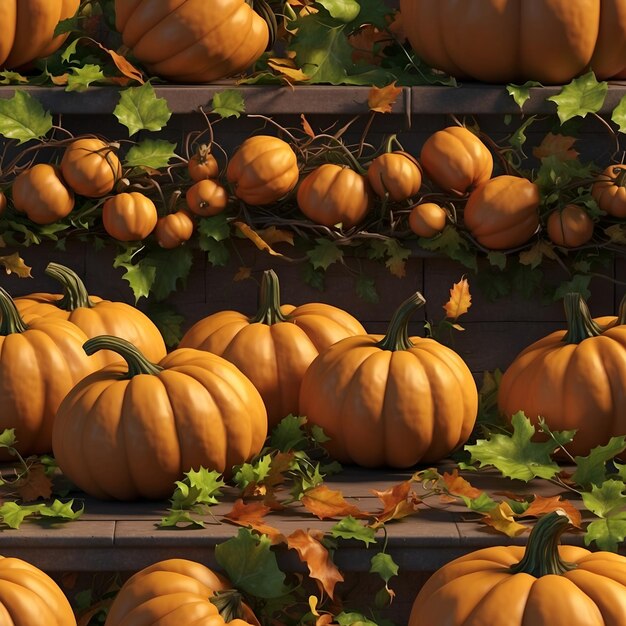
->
[498, 292, 626, 456]
[179, 270, 365, 429]
[367, 151, 422, 201]
[297, 164, 371, 229]
[15, 262, 166, 365]
[186, 179, 229, 217]
[408, 203, 447, 238]
[53, 336, 268, 500]
[12, 164, 74, 225]
[546, 204, 594, 248]
[155, 211, 195, 249]
[105, 559, 259, 626]
[0, 556, 77, 625]
[0, 286, 102, 457]
[300, 292, 478, 467]
[592, 164, 626, 218]
[102, 192, 158, 241]
[115, 0, 272, 83]
[188, 146, 219, 181]
[226, 135, 299, 205]
[0, 0, 80, 70]
[60, 138, 122, 198]
[464, 175, 540, 249]
[420, 126, 493, 194]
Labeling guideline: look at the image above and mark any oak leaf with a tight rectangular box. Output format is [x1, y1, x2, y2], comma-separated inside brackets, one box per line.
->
[368, 82, 402, 114]
[223, 499, 285, 544]
[301, 486, 369, 520]
[443, 277, 471, 320]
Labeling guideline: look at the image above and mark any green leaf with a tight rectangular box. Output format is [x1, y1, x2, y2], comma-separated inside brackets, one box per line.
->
[519, 241, 557, 270]
[145, 302, 184, 348]
[0, 429, 17, 449]
[114, 83, 172, 137]
[60, 39, 80, 63]
[383, 239, 411, 278]
[582, 480, 626, 551]
[419, 227, 478, 271]
[330, 516, 377, 546]
[0, 91, 53, 144]
[159, 509, 205, 528]
[66, 64, 105, 92]
[0, 71, 28, 85]
[198, 214, 230, 243]
[38, 499, 84, 521]
[211, 89, 246, 119]
[203, 239, 230, 267]
[215, 529, 290, 598]
[508, 116, 537, 154]
[171, 468, 225, 509]
[302, 263, 325, 291]
[369, 553, 398, 583]
[317, 0, 360, 22]
[335, 612, 379, 626]
[311, 425, 330, 444]
[113, 254, 156, 303]
[572, 437, 626, 488]
[270, 415, 309, 452]
[486, 251, 507, 270]
[53, 14, 81, 36]
[547, 71, 608, 125]
[356, 275, 379, 303]
[611, 94, 626, 134]
[0, 502, 43, 529]
[307, 238, 343, 270]
[584, 517, 626, 552]
[462, 491, 498, 513]
[553, 274, 592, 301]
[465, 412, 575, 482]
[125, 139, 177, 170]
[233, 455, 273, 490]
[144, 246, 194, 301]
[506, 81, 542, 109]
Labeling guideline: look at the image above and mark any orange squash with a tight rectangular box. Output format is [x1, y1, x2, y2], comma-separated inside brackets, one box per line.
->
[102, 192, 158, 241]
[155, 211, 195, 248]
[367, 151, 422, 201]
[409, 203, 447, 238]
[546, 204, 594, 248]
[179, 270, 365, 429]
[189, 146, 219, 182]
[53, 336, 268, 500]
[592, 164, 626, 218]
[186, 179, 229, 217]
[300, 292, 478, 467]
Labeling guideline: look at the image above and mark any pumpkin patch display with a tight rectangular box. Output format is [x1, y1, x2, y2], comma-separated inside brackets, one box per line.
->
[498, 292, 626, 456]
[102, 192, 158, 241]
[546, 204, 594, 248]
[409, 510, 626, 626]
[179, 269, 365, 429]
[52, 336, 267, 500]
[592, 164, 626, 218]
[367, 151, 422, 201]
[300, 292, 478, 467]
[155, 211, 195, 249]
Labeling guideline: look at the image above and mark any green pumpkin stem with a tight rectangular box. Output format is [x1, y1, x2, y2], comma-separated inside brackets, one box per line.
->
[45, 263, 95, 310]
[509, 511, 577, 578]
[83, 336, 163, 378]
[250, 270, 288, 325]
[210, 590, 246, 622]
[377, 292, 426, 351]
[384, 134, 405, 154]
[612, 165, 626, 188]
[0, 287, 28, 335]
[562, 292, 602, 344]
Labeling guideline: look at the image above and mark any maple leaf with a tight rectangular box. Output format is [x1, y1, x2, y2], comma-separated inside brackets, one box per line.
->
[521, 496, 582, 528]
[482, 502, 528, 537]
[368, 82, 402, 114]
[223, 499, 285, 544]
[0, 253, 32, 278]
[287, 529, 344, 599]
[533, 133, 579, 161]
[18, 465, 53, 502]
[372, 481, 420, 526]
[301, 486, 369, 520]
[441, 470, 483, 500]
[443, 277, 472, 320]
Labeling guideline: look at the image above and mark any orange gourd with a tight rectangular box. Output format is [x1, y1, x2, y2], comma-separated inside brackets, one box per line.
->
[155, 211, 195, 248]
[53, 337, 268, 500]
[102, 192, 158, 241]
[300, 292, 478, 467]
[15, 262, 166, 365]
[367, 151, 422, 201]
[409, 511, 626, 626]
[400, 0, 626, 84]
[179, 270, 365, 429]
[546, 204, 594, 248]
[189, 146, 219, 182]
[408, 203, 447, 238]
[498, 293, 626, 456]
[592, 164, 626, 218]
[186, 179, 229, 217]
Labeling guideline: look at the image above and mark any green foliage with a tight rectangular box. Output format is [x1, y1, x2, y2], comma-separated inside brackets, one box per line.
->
[124, 139, 177, 169]
[369, 553, 398, 583]
[582, 481, 626, 551]
[572, 437, 626, 487]
[547, 71, 608, 124]
[211, 90, 246, 118]
[307, 238, 344, 270]
[0, 499, 83, 529]
[0, 91, 53, 144]
[506, 81, 541, 109]
[66, 64, 106, 92]
[330, 516, 377, 546]
[114, 83, 172, 136]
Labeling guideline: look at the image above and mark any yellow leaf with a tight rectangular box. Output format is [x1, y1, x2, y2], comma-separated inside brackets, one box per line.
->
[257, 226, 295, 247]
[533, 133, 579, 161]
[309, 595, 320, 617]
[234, 222, 292, 258]
[267, 58, 310, 82]
[443, 277, 471, 320]
[368, 82, 402, 114]
[50, 73, 69, 86]
[0, 253, 32, 278]
[482, 502, 528, 537]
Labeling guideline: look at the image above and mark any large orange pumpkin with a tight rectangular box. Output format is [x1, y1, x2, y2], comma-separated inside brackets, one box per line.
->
[52, 336, 268, 500]
[115, 0, 271, 83]
[179, 270, 365, 429]
[15, 262, 167, 365]
[105, 559, 259, 626]
[400, 0, 626, 84]
[409, 511, 626, 626]
[498, 292, 626, 456]
[300, 292, 478, 467]
[0, 0, 79, 70]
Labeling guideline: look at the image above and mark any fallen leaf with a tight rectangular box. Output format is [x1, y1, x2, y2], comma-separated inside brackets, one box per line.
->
[267, 58, 310, 83]
[482, 502, 528, 537]
[442, 470, 483, 499]
[301, 486, 369, 520]
[368, 82, 402, 114]
[0, 253, 32, 278]
[223, 499, 285, 544]
[372, 481, 420, 526]
[18, 465, 52, 501]
[533, 133, 579, 161]
[443, 277, 471, 320]
[50, 74, 69, 86]
[301, 114, 315, 139]
[521, 495, 582, 528]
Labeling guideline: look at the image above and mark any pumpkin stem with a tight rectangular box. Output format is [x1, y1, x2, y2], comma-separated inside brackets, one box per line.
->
[612, 165, 626, 188]
[250, 270, 289, 325]
[210, 590, 246, 622]
[377, 292, 426, 351]
[83, 336, 163, 378]
[562, 292, 602, 344]
[0, 286, 28, 335]
[617, 294, 626, 326]
[45, 263, 95, 310]
[509, 511, 577, 577]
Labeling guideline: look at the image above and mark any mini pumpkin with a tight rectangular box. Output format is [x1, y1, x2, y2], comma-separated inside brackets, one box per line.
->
[592, 164, 626, 218]
[186, 179, 229, 217]
[189, 146, 219, 181]
[546, 204, 594, 248]
[367, 151, 422, 201]
[155, 211, 195, 249]
[408, 203, 447, 238]
[102, 192, 158, 241]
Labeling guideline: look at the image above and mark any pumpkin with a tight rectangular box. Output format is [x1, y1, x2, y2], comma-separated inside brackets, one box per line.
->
[189, 147, 219, 182]
[464, 175, 540, 249]
[15, 262, 166, 365]
[547, 204, 594, 248]
[60, 138, 122, 198]
[367, 151, 422, 201]
[186, 179, 229, 217]
[408, 203, 447, 238]
[102, 192, 158, 241]
[498, 292, 626, 456]
[592, 164, 626, 218]
[0, 0, 79, 70]
[420, 127, 493, 195]
[105, 559, 259, 626]
[0, 191, 6, 216]
[226, 135, 299, 205]
[400, 0, 626, 84]
[297, 164, 371, 229]
[155, 211, 195, 249]
[115, 0, 272, 83]
[409, 511, 626, 626]
[0, 556, 77, 625]
[0, 286, 102, 457]
[300, 292, 478, 467]
[179, 270, 365, 429]
[12, 164, 74, 225]
[52, 336, 267, 500]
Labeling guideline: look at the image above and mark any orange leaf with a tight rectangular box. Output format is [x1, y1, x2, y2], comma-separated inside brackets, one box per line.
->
[301, 486, 369, 520]
[368, 82, 402, 114]
[301, 114, 315, 139]
[372, 481, 420, 526]
[223, 499, 285, 544]
[50, 74, 69, 86]
[482, 502, 528, 537]
[18, 465, 52, 502]
[234, 267, 252, 282]
[90, 40, 144, 84]
[521, 496, 582, 528]
[287, 529, 344, 599]
[234, 221, 291, 258]
[533, 133, 579, 162]
[442, 470, 483, 499]
[443, 277, 472, 320]
[257, 226, 295, 247]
